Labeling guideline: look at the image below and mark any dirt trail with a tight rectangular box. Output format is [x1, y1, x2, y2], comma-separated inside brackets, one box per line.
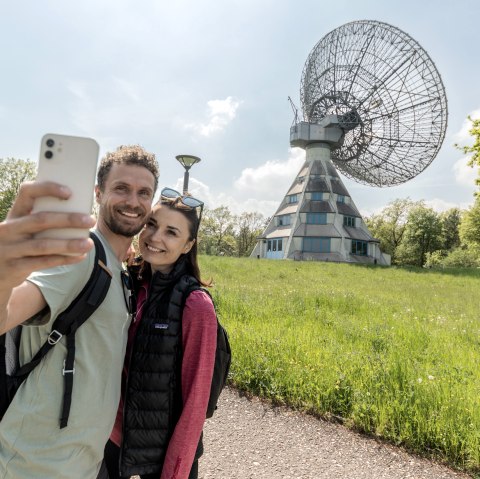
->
[199, 387, 472, 479]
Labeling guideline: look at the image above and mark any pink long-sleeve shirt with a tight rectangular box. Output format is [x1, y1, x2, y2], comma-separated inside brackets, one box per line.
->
[110, 283, 217, 479]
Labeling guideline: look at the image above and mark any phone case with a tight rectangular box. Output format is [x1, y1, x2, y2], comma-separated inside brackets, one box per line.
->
[32, 133, 99, 240]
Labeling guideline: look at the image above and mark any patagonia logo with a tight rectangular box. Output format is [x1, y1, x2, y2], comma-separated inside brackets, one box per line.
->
[153, 323, 169, 330]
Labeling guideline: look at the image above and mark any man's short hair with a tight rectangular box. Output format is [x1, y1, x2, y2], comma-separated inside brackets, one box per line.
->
[97, 145, 159, 193]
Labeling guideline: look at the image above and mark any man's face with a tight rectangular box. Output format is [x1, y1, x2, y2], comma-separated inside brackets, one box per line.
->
[96, 163, 156, 238]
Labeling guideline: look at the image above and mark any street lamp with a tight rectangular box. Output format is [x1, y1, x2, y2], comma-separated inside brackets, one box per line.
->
[176, 154, 201, 194]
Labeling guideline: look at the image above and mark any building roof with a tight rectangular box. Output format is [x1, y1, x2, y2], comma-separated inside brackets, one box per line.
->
[265, 228, 292, 239]
[297, 163, 309, 178]
[325, 161, 338, 177]
[300, 200, 335, 213]
[330, 178, 350, 196]
[287, 181, 304, 195]
[306, 177, 329, 192]
[276, 204, 299, 215]
[293, 223, 343, 237]
[336, 202, 360, 217]
[310, 161, 326, 176]
[257, 223, 292, 239]
[343, 226, 375, 241]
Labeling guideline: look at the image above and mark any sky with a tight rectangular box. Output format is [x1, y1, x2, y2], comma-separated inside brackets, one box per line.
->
[1, 0, 479, 219]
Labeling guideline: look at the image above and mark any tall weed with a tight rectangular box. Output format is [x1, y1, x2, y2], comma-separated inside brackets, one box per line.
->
[201, 256, 480, 474]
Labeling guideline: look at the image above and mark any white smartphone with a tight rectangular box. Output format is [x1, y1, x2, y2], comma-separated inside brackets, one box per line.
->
[32, 133, 100, 240]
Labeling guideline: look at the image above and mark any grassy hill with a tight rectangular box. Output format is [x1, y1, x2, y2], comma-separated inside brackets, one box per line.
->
[199, 255, 480, 475]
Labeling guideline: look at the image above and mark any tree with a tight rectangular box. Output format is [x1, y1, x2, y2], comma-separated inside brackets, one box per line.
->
[364, 198, 416, 264]
[459, 196, 480, 248]
[455, 116, 480, 191]
[440, 208, 461, 251]
[448, 114, 480, 267]
[0, 158, 37, 221]
[395, 203, 443, 266]
[236, 211, 265, 257]
[198, 206, 237, 256]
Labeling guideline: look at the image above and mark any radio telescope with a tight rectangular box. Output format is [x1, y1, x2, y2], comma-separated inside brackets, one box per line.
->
[300, 20, 448, 187]
[253, 20, 448, 264]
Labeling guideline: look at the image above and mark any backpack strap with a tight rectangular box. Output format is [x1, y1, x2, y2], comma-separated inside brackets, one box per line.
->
[13, 232, 112, 428]
[169, 276, 231, 418]
[168, 275, 200, 319]
[58, 232, 112, 428]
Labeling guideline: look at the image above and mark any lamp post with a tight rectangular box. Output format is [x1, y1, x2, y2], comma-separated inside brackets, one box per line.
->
[176, 154, 201, 194]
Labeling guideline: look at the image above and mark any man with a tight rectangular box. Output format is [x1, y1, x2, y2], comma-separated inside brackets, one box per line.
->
[0, 145, 159, 479]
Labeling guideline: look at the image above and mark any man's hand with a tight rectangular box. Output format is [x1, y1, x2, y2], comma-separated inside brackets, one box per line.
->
[0, 181, 96, 291]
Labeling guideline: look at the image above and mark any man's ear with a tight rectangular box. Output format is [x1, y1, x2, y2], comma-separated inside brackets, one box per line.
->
[94, 185, 101, 203]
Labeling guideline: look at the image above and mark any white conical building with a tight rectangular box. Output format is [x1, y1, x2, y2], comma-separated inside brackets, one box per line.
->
[251, 117, 391, 265]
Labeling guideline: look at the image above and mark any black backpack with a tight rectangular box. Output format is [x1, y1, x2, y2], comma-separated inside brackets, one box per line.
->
[170, 275, 231, 418]
[0, 232, 112, 428]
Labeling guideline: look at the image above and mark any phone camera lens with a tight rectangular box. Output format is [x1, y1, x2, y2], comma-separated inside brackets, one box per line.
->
[45, 151, 53, 159]
[46, 139, 55, 147]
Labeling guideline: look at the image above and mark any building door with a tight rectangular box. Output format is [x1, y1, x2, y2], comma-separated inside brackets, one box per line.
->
[266, 238, 284, 259]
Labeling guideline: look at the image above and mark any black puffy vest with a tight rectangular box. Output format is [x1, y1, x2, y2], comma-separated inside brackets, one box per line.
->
[119, 259, 202, 477]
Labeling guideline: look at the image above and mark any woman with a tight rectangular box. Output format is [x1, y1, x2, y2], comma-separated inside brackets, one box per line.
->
[104, 188, 217, 479]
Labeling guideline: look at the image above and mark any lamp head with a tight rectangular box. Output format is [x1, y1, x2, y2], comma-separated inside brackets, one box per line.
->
[176, 154, 201, 171]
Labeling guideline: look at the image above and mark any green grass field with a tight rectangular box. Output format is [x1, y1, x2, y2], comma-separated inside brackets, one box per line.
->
[199, 256, 480, 476]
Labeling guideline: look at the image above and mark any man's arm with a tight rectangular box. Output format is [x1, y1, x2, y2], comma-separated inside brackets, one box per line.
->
[0, 181, 95, 334]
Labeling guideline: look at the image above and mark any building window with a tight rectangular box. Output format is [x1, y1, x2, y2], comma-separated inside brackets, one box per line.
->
[287, 194, 298, 204]
[343, 215, 356, 227]
[352, 240, 368, 256]
[337, 195, 346, 203]
[306, 212, 327, 224]
[303, 237, 330, 253]
[268, 238, 283, 252]
[277, 214, 291, 226]
[311, 192, 323, 200]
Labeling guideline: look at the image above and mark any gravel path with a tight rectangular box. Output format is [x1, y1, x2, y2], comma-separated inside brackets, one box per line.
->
[199, 387, 472, 479]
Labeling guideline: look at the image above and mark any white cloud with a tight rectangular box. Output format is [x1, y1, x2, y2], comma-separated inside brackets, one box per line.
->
[424, 198, 472, 212]
[452, 109, 480, 143]
[453, 156, 478, 187]
[234, 148, 305, 200]
[184, 96, 241, 137]
[167, 177, 280, 218]
[212, 195, 279, 218]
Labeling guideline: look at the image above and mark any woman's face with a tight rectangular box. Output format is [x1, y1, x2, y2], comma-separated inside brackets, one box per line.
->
[139, 205, 195, 274]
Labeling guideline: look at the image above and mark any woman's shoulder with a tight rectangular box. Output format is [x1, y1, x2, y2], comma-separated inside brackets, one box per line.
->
[183, 289, 217, 335]
[185, 288, 214, 309]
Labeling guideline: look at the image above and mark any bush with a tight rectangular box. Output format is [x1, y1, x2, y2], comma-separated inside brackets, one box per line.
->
[424, 250, 447, 268]
[442, 248, 480, 268]
[424, 247, 480, 269]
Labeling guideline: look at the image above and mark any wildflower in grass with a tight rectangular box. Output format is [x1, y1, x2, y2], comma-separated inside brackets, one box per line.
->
[417, 378, 423, 383]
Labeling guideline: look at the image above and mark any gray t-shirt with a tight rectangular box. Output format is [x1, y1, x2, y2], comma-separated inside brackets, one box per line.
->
[0, 230, 130, 479]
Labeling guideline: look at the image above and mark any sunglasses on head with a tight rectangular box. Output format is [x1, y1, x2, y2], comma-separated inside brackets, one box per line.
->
[160, 187, 204, 238]
[160, 187, 204, 209]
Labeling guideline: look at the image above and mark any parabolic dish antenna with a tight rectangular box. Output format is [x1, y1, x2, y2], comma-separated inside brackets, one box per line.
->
[300, 20, 448, 186]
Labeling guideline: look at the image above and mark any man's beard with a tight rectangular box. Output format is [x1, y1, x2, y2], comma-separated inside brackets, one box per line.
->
[101, 206, 146, 238]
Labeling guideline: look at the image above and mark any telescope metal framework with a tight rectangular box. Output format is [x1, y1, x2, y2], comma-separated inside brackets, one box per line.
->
[300, 20, 448, 186]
